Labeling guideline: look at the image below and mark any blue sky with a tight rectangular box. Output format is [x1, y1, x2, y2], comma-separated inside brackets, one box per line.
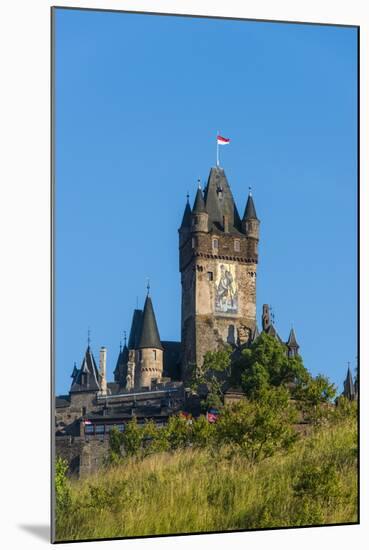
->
[54, 8, 357, 395]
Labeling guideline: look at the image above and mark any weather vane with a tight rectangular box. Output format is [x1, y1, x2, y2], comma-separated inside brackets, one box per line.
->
[146, 278, 150, 295]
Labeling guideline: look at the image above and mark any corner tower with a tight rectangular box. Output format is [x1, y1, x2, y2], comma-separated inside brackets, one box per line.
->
[179, 167, 260, 378]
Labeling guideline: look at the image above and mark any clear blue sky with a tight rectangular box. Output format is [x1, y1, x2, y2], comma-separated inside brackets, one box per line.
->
[54, 8, 357, 396]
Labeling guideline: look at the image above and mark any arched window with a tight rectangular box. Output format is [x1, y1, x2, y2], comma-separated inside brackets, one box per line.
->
[212, 238, 219, 251]
[234, 239, 240, 252]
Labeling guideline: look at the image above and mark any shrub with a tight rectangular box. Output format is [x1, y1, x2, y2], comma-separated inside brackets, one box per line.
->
[55, 456, 71, 518]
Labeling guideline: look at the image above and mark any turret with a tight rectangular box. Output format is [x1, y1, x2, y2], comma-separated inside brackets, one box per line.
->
[191, 183, 208, 233]
[179, 195, 192, 247]
[343, 366, 357, 401]
[137, 294, 164, 389]
[242, 191, 260, 241]
[286, 328, 299, 358]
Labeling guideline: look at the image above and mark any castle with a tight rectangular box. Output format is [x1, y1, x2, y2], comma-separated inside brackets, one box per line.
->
[55, 164, 352, 476]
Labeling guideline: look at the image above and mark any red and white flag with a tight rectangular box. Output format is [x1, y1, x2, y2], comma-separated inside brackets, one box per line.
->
[217, 135, 230, 145]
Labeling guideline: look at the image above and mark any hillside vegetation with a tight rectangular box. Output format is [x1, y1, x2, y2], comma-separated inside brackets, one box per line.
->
[55, 412, 357, 541]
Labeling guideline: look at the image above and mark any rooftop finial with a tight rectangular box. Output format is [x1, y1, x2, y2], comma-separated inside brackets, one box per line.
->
[124, 330, 127, 346]
[249, 186, 252, 196]
[197, 178, 201, 190]
[119, 340, 122, 352]
[186, 191, 190, 203]
[146, 278, 150, 296]
[87, 327, 91, 348]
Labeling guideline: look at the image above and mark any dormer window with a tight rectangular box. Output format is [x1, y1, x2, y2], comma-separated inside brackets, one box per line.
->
[212, 238, 219, 251]
[234, 239, 240, 252]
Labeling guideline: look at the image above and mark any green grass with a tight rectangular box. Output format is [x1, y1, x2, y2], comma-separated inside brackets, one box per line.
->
[55, 416, 357, 541]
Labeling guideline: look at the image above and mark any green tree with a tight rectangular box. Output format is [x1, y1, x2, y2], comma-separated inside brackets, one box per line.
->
[189, 348, 232, 409]
[142, 419, 169, 455]
[121, 417, 144, 457]
[234, 333, 309, 399]
[191, 415, 216, 448]
[107, 426, 124, 464]
[215, 387, 298, 463]
[163, 414, 191, 451]
[294, 374, 337, 425]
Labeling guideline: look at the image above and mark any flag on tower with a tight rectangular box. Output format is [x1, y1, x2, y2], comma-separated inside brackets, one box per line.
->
[217, 135, 230, 145]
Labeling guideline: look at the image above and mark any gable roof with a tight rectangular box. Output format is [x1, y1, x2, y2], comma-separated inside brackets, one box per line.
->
[203, 167, 242, 233]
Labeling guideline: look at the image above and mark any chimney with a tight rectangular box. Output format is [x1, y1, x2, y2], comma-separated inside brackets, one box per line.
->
[223, 215, 229, 233]
[99, 346, 107, 396]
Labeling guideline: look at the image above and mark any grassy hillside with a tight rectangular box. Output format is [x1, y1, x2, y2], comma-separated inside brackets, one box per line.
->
[55, 415, 357, 541]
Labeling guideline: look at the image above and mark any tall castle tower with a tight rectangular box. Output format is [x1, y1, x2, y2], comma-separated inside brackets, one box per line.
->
[179, 167, 260, 378]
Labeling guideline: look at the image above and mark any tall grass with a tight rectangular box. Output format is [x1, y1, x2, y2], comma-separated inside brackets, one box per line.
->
[55, 416, 357, 541]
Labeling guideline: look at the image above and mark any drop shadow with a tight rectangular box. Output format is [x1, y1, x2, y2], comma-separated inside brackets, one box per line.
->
[18, 524, 50, 542]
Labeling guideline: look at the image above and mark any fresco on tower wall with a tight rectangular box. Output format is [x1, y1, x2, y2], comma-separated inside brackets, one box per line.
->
[215, 263, 238, 314]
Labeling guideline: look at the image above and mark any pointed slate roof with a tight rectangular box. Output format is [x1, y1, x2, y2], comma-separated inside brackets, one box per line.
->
[243, 193, 258, 220]
[203, 167, 242, 233]
[70, 346, 100, 393]
[343, 368, 355, 400]
[138, 295, 163, 350]
[114, 344, 129, 383]
[192, 187, 206, 213]
[287, 328, 299, 349]
[180, 200, 192, 229]
[128, 309, 143, 349]
[70, 363, 78, 381]
[265, 324, 284, 344]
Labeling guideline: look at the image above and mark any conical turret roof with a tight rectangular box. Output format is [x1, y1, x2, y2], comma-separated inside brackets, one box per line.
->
[287, 328, 299, 348]
[243, 193, 258, 220]
[192, 187, 206, 213]
[138, 295, 163, 350]
[180, 199, 192, 229]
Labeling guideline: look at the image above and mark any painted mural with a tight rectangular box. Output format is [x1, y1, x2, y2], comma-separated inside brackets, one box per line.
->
[215, 263, 238, 314]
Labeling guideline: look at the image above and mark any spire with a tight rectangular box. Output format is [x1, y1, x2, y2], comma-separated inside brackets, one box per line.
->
[243, 191, 258, 220]
[203, 167, 242, 232]
[138, 295, 163, 350]
[287, 328, 299, 348]
[192, 186, 206, 213]
[343, 364, 356, 400]
[179, 197, 192, 229]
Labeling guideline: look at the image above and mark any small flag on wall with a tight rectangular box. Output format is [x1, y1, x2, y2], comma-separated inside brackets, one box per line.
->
[217, 135, 230, 145]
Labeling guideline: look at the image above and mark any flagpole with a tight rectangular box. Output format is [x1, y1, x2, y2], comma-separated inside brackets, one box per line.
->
[216, 130, 219, 167]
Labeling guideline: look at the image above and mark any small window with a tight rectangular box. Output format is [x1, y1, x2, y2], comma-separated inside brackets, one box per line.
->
[82, 406, 87, 416]
[153, 350, 157, 360]
[139, 350, 143, 361]
[116, 424, 125, 432]
[192, 237, 198, 249]
[234, 240, 240, 252]
[81, 373, 87, 385]
[95, 425, 105, 434]
[85, 424, 94, 434]
[207, 272, 213, 281]
[212, 238, 219, 250]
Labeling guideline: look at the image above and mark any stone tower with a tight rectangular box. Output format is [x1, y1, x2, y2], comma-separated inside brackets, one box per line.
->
[179, 166, 260, 379]
[135, 295, 164, 389]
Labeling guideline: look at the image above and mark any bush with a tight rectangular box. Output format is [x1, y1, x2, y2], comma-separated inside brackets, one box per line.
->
[55, 456, 71, 519]
[215, 387, 298, 463]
